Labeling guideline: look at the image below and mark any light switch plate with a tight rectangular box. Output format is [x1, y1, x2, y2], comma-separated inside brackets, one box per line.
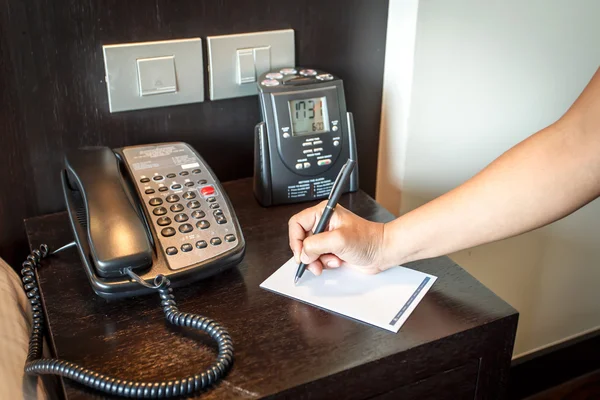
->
[207, 29, 295, 101]
[103, 38, 204, 113]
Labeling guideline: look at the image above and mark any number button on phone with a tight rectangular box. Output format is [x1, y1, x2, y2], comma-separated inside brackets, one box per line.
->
[156, 217, 171, 226]
[170, 204, 184, 213]
[166, 194, 180, 203]
[166, 173, 176, 178]
[225, 234, 236, 242]
[145, 188, 155, 194]
[153, 207, 167, 216]
[174, 213, 189, 223]
[206, 197, 216, 203]
[181, 243, 193, 252]
[196, 240, 208, 249]
[216, 215, 227, 225]
[165, 247, 178, 255]
[149, 198, 163, 206]
[191, 210, 206, 219]
[198, 179, 207, 185]
[196, 220, 210, 230]
[161, 227, 176, 237]
[179, 224, 193, 233]
[210, 237, 222, 246]
[153, 175, 164, 181]
[171, 184, 182, 190]
[180, 171, 189, 176]
[140, 177, 150, 183]
[192, 169, 201, 174]
[209, 203, 220, 209]
[183, 191, 196, 200]
[213, 209, 224, 217]
[187, 200, 201, 209]
[158, 187, 168, 192]
[185, 182, 194, 187]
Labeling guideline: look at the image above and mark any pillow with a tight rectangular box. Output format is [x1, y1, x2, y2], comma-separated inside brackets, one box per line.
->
[0, 258, 51, 400]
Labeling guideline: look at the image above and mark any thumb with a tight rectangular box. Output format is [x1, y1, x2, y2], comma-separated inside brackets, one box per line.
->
[300, 230, 345, 264]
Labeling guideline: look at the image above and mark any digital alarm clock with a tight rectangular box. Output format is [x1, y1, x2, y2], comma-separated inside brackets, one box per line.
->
[253, 67, 359, 206]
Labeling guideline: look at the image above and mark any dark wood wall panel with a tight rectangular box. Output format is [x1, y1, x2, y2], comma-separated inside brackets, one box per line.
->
[0, 0, 389, 265]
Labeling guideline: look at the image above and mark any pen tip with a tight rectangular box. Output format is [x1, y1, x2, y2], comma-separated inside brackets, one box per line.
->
[294, 276, 299, 285]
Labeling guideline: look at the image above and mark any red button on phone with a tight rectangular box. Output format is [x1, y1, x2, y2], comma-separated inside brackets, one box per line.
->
[200, 186, 215, 196]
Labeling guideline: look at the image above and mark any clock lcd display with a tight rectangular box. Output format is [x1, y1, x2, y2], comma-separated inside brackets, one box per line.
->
[288, 97, 329, 135]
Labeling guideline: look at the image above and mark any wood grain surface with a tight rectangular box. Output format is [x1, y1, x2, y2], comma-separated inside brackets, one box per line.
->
[25, 178, 518, 399]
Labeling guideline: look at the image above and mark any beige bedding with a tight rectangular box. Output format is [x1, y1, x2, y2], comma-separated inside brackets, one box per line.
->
[0, 258, 50, 400]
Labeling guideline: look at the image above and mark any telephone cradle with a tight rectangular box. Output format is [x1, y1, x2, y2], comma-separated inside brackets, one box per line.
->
[19, 142, 245, 398]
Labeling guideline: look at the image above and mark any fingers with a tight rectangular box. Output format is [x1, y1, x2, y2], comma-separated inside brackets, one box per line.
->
[319, 254, 343, 269]
[306, 259, 324, 276]
[288, 201, 326, 263]
[300, 229, 346, 265]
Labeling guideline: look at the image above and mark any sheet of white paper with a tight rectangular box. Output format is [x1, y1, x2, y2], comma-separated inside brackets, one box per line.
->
[260, 258, 437, 333]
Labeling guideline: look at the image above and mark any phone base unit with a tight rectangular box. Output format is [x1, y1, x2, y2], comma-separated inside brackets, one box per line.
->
[253, 67, 358, 206]
[62, 142, 245, 299]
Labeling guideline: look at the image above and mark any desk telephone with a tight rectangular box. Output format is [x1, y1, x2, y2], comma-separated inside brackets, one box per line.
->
[19, 143, 244, 398]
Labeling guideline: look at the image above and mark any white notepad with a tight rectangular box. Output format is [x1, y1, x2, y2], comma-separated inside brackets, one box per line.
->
[260, 258, 437, 333]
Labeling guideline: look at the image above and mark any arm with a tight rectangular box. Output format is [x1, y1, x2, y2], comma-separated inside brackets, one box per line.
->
[290, 68, 600, 275]
[387, 67, 600, 266]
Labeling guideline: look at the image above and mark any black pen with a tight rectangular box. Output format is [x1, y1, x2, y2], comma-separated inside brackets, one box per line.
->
[294, 159, 357, 285]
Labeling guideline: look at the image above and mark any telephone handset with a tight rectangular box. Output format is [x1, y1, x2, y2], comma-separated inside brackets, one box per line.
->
[62, 142, 245, 298]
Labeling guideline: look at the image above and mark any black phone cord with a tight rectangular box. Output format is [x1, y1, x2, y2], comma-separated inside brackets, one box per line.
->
[20, 244, 234, 398]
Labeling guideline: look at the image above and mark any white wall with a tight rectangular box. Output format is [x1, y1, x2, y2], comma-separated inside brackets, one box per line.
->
[378, 0, 600, 357]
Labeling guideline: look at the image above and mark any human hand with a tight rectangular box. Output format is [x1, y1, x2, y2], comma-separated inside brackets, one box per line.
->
[288, 201, 387, 276]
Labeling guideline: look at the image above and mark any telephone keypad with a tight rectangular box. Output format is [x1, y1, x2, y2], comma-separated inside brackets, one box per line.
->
[153, 207, 167, 216]
[157, 217, 171, 226]
[170, 204, 184, 213]
[161, 227, 176, 237]
[125, 143, 240, 271]
[174, 213, 189, 223]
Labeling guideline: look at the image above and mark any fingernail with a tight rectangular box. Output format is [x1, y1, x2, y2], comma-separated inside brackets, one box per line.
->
[300, 250, 310, 264]
[293, 251, 299, 264]
[327, 260, 338, 268]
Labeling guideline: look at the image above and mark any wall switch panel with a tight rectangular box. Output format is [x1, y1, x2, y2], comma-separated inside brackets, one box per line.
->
[207, 29, 295, 101]
[103, 38, 204, 113]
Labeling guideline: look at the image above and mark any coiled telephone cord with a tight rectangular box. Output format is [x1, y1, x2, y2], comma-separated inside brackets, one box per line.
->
[20, 244, 234, 398]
